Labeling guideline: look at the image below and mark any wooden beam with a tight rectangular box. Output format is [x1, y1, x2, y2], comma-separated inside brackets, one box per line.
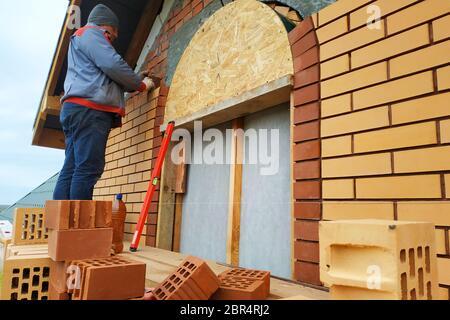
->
[155, 142, 177, 250]
[161, 75, 293, 131]
[175, 140, 187, 194]
[124, 0, 164, 68]
[226, 118, 244, 266]
[172, 194, 184, 253]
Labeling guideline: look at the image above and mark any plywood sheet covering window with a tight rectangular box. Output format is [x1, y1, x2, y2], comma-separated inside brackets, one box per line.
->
[164, 0, 294, 123]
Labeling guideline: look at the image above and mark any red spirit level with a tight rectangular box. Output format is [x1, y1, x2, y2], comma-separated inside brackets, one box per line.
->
[130, 121, 175, 252]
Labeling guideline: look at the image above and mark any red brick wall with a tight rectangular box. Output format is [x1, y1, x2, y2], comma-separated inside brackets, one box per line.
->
[289, 17, 322, 286]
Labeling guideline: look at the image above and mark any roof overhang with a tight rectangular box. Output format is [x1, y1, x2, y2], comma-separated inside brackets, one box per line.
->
[32, 0, 163, 149]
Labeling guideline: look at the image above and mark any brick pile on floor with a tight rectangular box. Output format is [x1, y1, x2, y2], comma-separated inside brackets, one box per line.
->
[150, 255, 271, 300]
[45, 200, 146, 300]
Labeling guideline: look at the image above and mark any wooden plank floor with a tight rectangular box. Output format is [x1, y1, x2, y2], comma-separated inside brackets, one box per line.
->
[120, 243, 329, 300]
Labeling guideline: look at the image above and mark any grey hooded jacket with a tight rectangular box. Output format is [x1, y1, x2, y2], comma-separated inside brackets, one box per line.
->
[62, 23, 145, 116]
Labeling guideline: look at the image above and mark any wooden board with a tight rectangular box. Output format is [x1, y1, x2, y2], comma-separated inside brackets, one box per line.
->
[162, 75, 293, 131]
[119, 244, 329, 300]
[164, 0, 294, 123]
[226, 118, 244, 266]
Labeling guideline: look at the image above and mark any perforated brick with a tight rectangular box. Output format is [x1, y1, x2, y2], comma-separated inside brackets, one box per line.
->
[218, 268, 271, 297]
[1, 254, 51, 300]
[212, 277, 267, 300]
[48, 228, 113, 262]
[49, 283, 70, 301]
[12, 208, 48, 245]
[45, 200, 112, 231]
[68, 257, 146, 300]
[153, 256, 220, 300]
[320, 220, 439, 300]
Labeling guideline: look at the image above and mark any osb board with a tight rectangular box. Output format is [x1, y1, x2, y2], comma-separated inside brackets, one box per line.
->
[165, 0, 294, 123]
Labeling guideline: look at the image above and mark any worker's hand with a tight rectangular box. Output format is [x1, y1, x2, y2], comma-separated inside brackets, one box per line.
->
[142, 77, 155, 91]
[149, 75, 161, 89]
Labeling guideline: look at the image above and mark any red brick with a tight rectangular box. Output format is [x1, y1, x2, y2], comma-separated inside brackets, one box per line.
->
[212, 278, 266, 300]
[71, 257, 146, 300]
[153, 256, 220, 300]
[293, 202, 321, 220]
[193, 2, 203, 16]
[293, 83, 320, 106]
[288, 17, 314, 45]
[294, 240, 320, 263]
[217, 268, 270, 297]
[294, 181, 321, 199]
[45, 201, 70, 230]
[145, 235, 156, 247]
[204, 0, 213, 6]
[291, 31, 318, 58]
[294, 220, 319, 241]
[50, 260, 71, 293]
[192, 0, 202, 7]
[294, 261, 321, 286]
[294, 160, 320, 180]
[45, 201, 112, 230]
[48, 228, 113, 262]
[294, 47, 319, 73]
[294, 102, 320, 124]
[294, 65, 320, 89]
[294, 121, 319, 142]
[293, 140, 320, 161]
[49, 283, 70, 301]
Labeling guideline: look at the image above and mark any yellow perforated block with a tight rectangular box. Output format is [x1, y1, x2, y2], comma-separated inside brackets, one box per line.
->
[320, 220, 439, 300]
[1, 254, 51, 300]
[12, 208, 48, 245]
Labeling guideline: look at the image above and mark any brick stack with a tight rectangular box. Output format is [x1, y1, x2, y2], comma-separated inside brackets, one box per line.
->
[46, 200, 147, 300]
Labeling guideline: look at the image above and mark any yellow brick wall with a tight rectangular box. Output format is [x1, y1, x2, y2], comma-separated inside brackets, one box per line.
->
[315, 0, 450, 297]
[93, 89, 161, 248]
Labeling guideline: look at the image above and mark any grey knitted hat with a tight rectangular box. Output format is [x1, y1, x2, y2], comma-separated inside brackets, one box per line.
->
[88, 4, 119, 29]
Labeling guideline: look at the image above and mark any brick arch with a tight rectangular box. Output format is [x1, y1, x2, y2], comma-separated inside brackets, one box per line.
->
[288, 17, 322, 286]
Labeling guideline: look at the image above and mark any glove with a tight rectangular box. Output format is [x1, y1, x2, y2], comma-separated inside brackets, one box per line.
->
[142, 77, 155, 91]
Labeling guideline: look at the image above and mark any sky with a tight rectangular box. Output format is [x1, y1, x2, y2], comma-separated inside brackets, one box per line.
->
[0, 1, 69, 205]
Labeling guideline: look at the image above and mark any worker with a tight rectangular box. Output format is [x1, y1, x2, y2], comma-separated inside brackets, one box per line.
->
[53, 4, 159, 201]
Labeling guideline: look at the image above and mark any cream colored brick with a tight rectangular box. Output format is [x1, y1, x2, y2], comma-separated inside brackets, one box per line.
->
[322, 135, 352, 157]
[356, 175, 442, 199]
[446, 174, 450, 198]
[353, 71, 434, 110]
[395, 146, 450, 173]
[321, 55, 350, 79]
[437, 65, 450, 91]
[438, 258, 450, 285]
[352, 24, 429, 68]
[354, 122, 437, 153]
[321, 22, 385, 60]
[323, 179, 354, 199]
[438, 286, 449, 300]
[318, 0, 371, 26]
[322, 153, 392, 178]
[317, 16, 348, 43]
[433, 14, 450, 41]
[392, 92, 450, 125]
[442, 119, 450, 144]
[322, 106, 389, 137]
[387, 0, 450, 35]
[390, 40, 450, 77]
[321, 94, 351, 117]
[320, 219, 439, 299]
[435, 229, 448, 255]
[397, 202, 450, 226]
[350, 0, 419, 29]
[322, 62, 388, 98]
[323, 201, 394, 220]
